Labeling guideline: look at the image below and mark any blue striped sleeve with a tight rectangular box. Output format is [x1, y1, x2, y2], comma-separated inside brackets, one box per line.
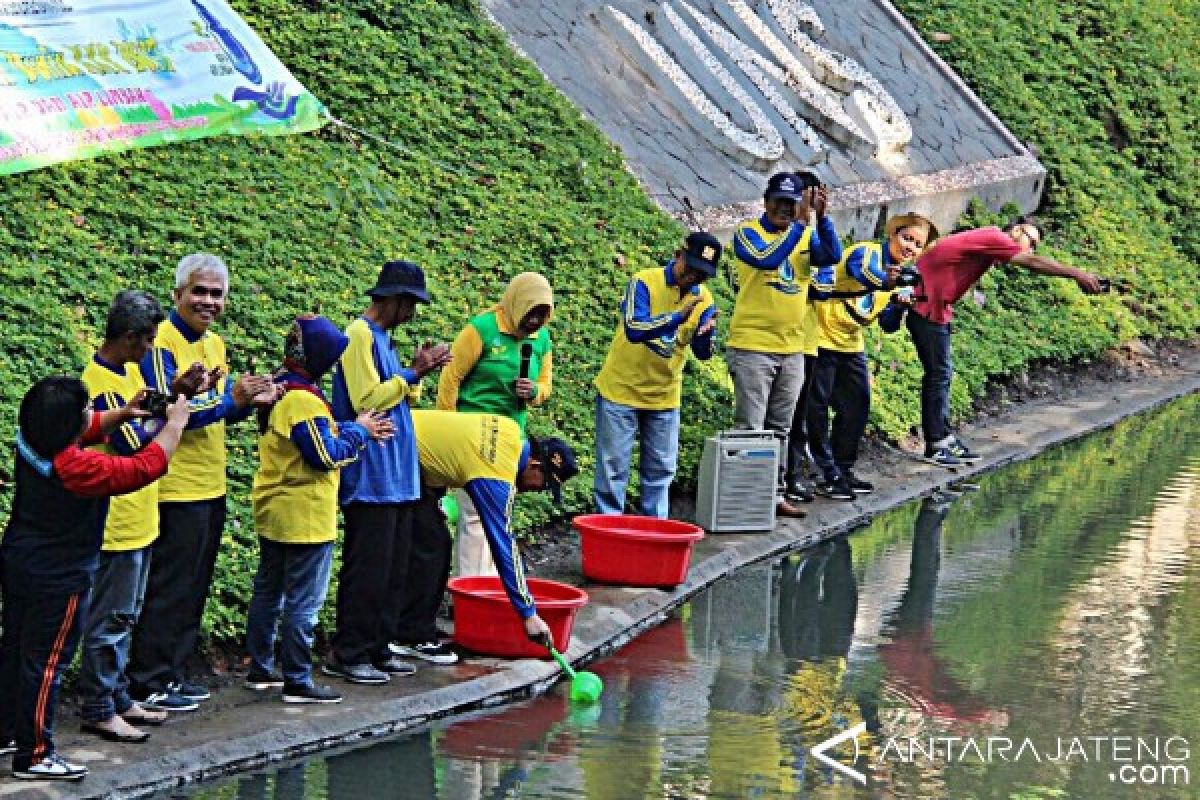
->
[622, 278, 683, 343]
[139, 347, 237, 429]
[91, 390, 156, 455]
[690, 304, 716, 360]
[810, 216, 844, 267]
[464, 478, 536, 619]
[733, 222, 805, 270]
[289, 418, 368, 471]
[846, 245, 886, 290]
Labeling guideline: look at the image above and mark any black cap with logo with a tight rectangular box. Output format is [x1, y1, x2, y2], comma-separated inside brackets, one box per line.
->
[682, 231, 722, 278]
[532, 436, 579, 504]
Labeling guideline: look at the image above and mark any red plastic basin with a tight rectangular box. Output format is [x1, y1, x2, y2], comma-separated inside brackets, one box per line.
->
[448, 576, 588, 659]
[573, 514, 705, 588]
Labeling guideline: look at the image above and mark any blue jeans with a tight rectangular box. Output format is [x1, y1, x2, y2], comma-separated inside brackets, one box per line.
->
[593, 394, 680, 519]
[906, 312, 953, 447]
[245, 538, 334, 687]
[79, 547, 152, 723]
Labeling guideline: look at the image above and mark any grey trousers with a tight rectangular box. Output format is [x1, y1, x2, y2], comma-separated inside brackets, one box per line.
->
[726, 347, 807, 435]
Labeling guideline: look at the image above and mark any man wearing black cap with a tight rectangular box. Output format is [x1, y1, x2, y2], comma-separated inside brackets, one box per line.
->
[407, 410, 579, 641]
[592, 232, 721, 519]
[726, 172, 842, 519]
[324, 260, 454, 684]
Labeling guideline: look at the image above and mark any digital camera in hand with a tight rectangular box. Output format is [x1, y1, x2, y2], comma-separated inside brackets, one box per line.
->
[895, 265, 921, 288]
[140, 390, 176, 417]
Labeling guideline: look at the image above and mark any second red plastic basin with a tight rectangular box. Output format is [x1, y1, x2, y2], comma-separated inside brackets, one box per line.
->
[449, 576, 588, 659]
[573, 514, 705, 588]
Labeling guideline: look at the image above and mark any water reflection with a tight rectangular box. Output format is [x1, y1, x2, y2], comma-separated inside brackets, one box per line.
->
[184, 397, 1199, 800]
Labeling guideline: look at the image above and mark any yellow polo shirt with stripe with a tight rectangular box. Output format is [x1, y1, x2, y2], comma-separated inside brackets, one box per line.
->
[144, 315, 231, 502]
[81, 357, 160, 551]
[814, 241, 898, 353]
[727, 219, 815, 354]
[252, 390, 349, 544]
[594, 266, 716, 411]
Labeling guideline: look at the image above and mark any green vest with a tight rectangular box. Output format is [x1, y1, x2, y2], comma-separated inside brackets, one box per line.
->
[457, 310, 552, 433]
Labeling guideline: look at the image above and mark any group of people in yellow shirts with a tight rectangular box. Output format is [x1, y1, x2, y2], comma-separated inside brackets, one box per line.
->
[0, 167, 1106, 783]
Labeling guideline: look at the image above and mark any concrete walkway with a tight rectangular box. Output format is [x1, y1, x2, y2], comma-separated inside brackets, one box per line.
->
[3, 350, 1197, 800]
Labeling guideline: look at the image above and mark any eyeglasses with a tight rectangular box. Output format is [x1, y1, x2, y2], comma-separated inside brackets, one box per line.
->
[1014, 224, 1041, 250]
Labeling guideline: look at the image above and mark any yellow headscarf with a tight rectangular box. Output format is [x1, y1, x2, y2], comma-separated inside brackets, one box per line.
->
[496, 272, 554, 333]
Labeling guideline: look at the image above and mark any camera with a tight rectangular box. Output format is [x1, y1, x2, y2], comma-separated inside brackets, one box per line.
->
[894, 265, 921, 289]
[140, 390, 175, 417]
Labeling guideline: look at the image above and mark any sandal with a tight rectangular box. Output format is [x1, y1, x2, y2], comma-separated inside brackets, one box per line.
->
[81, 721, 150, 743]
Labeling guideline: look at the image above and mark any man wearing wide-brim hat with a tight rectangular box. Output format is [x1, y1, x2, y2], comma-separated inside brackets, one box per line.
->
[323, 260, 455, 686]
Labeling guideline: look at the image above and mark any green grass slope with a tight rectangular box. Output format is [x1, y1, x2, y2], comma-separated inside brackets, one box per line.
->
[0, 0, 1194, 644]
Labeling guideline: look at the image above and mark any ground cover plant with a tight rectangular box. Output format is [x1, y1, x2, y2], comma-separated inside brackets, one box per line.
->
[0, 0, 1194, 645]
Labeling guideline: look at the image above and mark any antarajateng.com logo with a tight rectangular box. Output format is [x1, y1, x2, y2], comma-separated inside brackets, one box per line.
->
[813, 725, 1191, 788]
[880, 735, 1190, 787]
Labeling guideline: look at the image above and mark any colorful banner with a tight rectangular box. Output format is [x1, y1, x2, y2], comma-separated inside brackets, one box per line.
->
[0, 0, 325, 175]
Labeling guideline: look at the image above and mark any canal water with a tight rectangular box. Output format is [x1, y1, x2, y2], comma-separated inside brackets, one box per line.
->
[184, 396, 1199, 799]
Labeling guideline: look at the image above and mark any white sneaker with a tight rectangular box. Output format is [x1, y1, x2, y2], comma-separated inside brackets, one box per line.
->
[13, 753, 89, 782]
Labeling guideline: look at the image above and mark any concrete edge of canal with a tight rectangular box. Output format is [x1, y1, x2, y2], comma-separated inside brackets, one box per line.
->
[24, 350, 1200, 800]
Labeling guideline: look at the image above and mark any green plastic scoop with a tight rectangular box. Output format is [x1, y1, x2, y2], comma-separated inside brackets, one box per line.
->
[545, 641, 603, 705]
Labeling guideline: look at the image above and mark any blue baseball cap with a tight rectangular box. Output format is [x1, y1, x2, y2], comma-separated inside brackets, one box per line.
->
[367, 259, 430, 303]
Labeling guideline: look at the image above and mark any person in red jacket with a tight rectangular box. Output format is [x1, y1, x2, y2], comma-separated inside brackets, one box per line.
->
[0, 376, 189, 782]
[907, 217, 1105, 466]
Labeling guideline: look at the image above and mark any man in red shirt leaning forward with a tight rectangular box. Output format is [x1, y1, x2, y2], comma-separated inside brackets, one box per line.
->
[907, 217, 1105, 467]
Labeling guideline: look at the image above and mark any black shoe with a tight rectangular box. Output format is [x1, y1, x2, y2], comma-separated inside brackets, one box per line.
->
[843, 471, 874, 494]
[948, 438, 982, 463]
[282, 683, 343, 704]
[923, 447, 963, 468]
[321, 659, 390, 685]
[243, 670, 285, 691]
[784, 480, 815, 503]
[169, 680, 211, 701]
[0, 739, 15, 756]
[374, 656, 418, 676]
[388, 640, 460, 665]
[12, 753, 88, 782]
[137, 689, 199, 713]
[815, 478, 855, 501]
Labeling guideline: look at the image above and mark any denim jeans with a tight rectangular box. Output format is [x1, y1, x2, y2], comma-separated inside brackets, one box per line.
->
[246, 538, 335, 686]
[79, 547, 152, 722]
[906, 312, 954, 447]
[593, 394, 680, 519]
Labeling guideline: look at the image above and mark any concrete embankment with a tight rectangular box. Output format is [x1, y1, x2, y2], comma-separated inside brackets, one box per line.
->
[4, 347, 1197, 800]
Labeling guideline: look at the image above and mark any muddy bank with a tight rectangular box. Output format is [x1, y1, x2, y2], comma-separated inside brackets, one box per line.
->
[4, 342, 1197, 800]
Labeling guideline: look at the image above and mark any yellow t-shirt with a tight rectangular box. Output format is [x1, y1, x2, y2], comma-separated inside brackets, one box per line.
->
[727, 219, 814, 354]
[145, 317, 230, 502]
[814, 241, 897, 353]
[411, 410, 523, 488]
[253, 390, 352, 544]
[81, 357, 160, 552]
[593, 267, 715, 411]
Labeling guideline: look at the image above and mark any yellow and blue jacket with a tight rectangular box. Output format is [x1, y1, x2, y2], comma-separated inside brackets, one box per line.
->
[82, 354, 160, 551]
[139, 310, 254, 502]
[727, 215, 842, 354]
[811, 240, 905, 353]
[594, 263, 715, 411]
[253, 376, 368, 544]
[411, 410, 537, 619]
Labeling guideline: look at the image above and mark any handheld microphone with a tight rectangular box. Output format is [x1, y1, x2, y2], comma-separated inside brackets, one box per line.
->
[517, 343, 533, 410]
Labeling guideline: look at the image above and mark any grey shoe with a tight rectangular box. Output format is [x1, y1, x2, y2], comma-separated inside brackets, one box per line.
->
[320, 659, 390, 685]
[373, 656, 417, 676]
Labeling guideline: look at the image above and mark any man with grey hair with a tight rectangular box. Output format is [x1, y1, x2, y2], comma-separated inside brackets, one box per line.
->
[128, 254, 278, 712]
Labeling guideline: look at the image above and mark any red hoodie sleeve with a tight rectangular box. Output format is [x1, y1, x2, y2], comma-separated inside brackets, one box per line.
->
[78, 409, 108, 447]
[52, 442, 169, 498]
